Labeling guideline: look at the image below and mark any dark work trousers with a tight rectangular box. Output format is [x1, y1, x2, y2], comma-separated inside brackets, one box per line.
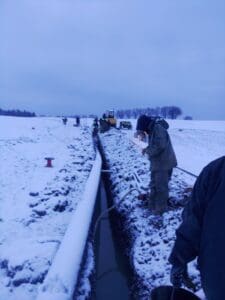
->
[149, 169, 172, 212]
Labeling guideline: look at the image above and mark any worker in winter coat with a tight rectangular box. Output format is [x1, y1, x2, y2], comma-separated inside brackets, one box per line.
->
[76, 116, 80, 126]
[62, 117, 68, 125]
[169, 156, 225, 300]
[136, 115, 177, 214]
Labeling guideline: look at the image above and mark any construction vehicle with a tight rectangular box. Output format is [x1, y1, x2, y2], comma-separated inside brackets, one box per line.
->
[99, 110, 117, 133]
[119, 120, 132, 130]
[103, 110, 117, 127]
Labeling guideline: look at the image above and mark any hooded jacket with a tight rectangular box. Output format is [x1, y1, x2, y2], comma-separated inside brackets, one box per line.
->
[169, 156, 225, 300]
[145, 122, 177, 171]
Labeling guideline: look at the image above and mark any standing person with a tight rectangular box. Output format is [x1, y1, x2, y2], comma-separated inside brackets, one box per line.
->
[169, 156, 225, 300]
[92, 117, 99, 136]
[62, 117, 68, 125]
[76, 116, 80, 126]
[136, 115, 177, 214]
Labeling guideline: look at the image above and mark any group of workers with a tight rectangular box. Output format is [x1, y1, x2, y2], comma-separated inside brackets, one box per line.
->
[136, 115, 225, 300]
[62, 116, 80, 126]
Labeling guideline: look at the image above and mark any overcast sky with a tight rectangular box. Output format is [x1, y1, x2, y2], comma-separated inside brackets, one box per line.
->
[1, 0, 225, 119]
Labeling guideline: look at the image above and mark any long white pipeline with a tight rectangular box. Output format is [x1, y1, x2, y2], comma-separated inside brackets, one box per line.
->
[36, 152, 102, 300]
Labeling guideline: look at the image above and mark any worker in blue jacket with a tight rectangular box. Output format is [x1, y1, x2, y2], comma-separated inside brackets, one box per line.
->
[169, 156, 225, 300]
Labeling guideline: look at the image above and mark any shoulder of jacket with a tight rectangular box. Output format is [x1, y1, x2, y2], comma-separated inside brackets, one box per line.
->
[202, 156, 225, 177]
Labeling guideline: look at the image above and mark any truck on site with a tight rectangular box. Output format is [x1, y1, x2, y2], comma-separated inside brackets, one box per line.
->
[119, 120, 132, 130]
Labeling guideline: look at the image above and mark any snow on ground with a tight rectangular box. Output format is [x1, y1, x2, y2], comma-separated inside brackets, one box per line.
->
[0, 116, 95, 300]
[37, 153, 101, 300]
[100, 121, 225, 299]
[1, 116, 223, 299]
[168, 120, 225, 132]
[168, 120, 225, 175]
[100, 130, 196, 299]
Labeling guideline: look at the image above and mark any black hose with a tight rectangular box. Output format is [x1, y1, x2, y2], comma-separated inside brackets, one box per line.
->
[175, 166, 198, 178]
[93, 188, 139, 239]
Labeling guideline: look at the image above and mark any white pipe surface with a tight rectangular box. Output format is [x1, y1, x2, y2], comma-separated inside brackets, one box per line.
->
[36, 152, 102, 300]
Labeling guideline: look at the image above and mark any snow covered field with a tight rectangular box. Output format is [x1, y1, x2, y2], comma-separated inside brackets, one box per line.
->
[0, 117, 96, 300]
[100, 120, 225, 299]
[168, 120, 225, 175]
[0, 116, 224, 300]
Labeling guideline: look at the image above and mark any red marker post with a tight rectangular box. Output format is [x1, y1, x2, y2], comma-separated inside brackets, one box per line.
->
[45, 157, 54, 168]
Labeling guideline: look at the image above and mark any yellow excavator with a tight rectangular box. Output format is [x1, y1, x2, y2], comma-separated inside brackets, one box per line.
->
[103, 110, 117, 127]
[100, 110, 117, 133]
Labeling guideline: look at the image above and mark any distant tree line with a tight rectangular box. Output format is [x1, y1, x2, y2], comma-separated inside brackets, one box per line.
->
[115, 106, 188, 120]
[0, 108, 36, 117]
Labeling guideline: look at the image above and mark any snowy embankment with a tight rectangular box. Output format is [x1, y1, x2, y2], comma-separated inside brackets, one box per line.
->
[0, 117, 99, 300]
[100, 121, 225, 299]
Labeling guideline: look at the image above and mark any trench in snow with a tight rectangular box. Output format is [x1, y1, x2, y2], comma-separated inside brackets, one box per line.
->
[93, 178, 131, 300]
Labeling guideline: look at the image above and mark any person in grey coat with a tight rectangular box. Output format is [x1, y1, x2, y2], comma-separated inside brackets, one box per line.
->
[169, 156, 225, 300]
[136, 115, 177, 214]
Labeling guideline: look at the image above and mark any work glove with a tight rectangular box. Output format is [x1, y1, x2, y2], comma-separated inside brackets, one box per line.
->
[170, 263, 197, 291]
[170, 264, 187, 288]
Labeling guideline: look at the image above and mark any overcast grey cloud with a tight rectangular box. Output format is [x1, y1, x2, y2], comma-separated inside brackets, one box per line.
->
[1, 0, 225, 119]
